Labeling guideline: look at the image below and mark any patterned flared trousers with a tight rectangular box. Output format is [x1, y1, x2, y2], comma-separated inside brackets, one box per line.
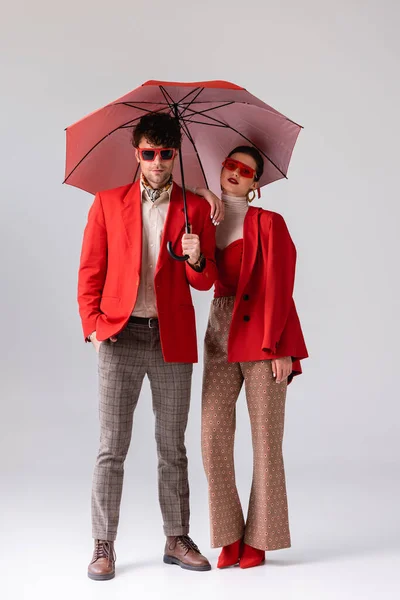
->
[201, 297, 291, 551]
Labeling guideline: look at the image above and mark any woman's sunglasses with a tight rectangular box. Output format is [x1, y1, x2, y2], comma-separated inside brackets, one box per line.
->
[222, 158, 256, 179]
[138, 148, 176, 161]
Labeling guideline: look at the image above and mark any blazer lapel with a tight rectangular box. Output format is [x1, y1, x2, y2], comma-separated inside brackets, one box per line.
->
[235, 207, 260, 301]
[121, 181, 142, 248]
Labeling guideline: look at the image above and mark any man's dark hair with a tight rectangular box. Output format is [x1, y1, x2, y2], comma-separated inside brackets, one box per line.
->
[228, 145, 264, 181]
[132, 112, 182, 149]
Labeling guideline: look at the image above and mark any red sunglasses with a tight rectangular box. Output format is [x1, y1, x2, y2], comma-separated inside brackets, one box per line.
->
[222, 158, 257, 179]
[138, 148, 176, 161]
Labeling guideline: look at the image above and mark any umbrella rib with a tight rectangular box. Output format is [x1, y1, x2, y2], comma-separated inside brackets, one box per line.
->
[179, 107, 288, 179]
[159, 85, 177, 108]
[177, 100, 302, 128]
[179, 118, 228, 128]
[171, 86, 203, 105]
[115, 101, 171, 106]
[169, 88, 236, 121]
[64, 107, 168, 183]
[159, 85, 208, 117]
[177, 88, 206, 119]
[117, 98, 301, 130]
[184, 101, 236, 117]
[117, 103, 171, 119]
[158, 85, 203, 123]
[122, 100, 200, 106]
[115, 97, 301, 129]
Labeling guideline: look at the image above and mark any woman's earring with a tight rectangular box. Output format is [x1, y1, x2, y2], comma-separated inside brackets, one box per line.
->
[247, 189, 256, 203]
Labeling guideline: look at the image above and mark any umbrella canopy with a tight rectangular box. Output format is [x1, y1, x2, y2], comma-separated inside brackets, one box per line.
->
[64, 79, 302, 197]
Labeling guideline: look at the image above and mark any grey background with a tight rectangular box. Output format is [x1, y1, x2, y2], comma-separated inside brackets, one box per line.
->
[1, 1, 399, 599]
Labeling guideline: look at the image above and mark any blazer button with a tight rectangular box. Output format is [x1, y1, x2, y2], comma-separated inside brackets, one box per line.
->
[243, 315, 250, 322]
[243, 294, 249, 301]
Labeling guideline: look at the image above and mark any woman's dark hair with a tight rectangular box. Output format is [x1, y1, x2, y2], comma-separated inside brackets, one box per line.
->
[132, 113, 182, 148]
[228, 145, 264, 181]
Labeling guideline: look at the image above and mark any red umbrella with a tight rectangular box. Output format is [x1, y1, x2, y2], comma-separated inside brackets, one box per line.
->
[65, 79, 302, 259]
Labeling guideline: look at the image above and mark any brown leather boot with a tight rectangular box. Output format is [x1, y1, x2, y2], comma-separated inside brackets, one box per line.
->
[87, 539, 116, 580]
[163, 535, 211, 571]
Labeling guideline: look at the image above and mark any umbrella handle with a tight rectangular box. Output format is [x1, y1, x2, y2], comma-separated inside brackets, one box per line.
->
[167, 241, 189, 262]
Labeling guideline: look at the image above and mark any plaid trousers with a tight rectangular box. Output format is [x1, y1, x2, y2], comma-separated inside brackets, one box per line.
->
[92, 320, 193, 541]
[202, 297, 291, 551]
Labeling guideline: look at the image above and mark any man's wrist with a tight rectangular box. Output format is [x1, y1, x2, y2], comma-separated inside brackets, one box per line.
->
[187, 253, 206, 272]
[187, 254, 200, 266]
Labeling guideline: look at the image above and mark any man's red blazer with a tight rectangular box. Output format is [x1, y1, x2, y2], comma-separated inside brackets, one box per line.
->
[77, 181, 217, 363]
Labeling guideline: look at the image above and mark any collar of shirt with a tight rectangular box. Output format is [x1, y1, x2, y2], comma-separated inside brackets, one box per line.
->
[140, 176, 173, 206]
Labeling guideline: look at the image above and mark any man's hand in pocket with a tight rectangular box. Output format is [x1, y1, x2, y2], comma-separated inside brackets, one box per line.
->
[89, 331, 117, 353]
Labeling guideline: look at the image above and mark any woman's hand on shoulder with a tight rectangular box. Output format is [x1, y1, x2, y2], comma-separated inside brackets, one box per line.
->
[194, 187, 224, 226]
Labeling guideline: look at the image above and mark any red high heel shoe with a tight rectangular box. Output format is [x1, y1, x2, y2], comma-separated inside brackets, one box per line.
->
[217, 539, 242, 569]
[239, 543, 265, 569]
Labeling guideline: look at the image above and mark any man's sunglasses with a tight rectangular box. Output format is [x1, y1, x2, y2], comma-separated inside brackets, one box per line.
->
[138, 148, 176, 161]
[222, 158, 257, 179]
